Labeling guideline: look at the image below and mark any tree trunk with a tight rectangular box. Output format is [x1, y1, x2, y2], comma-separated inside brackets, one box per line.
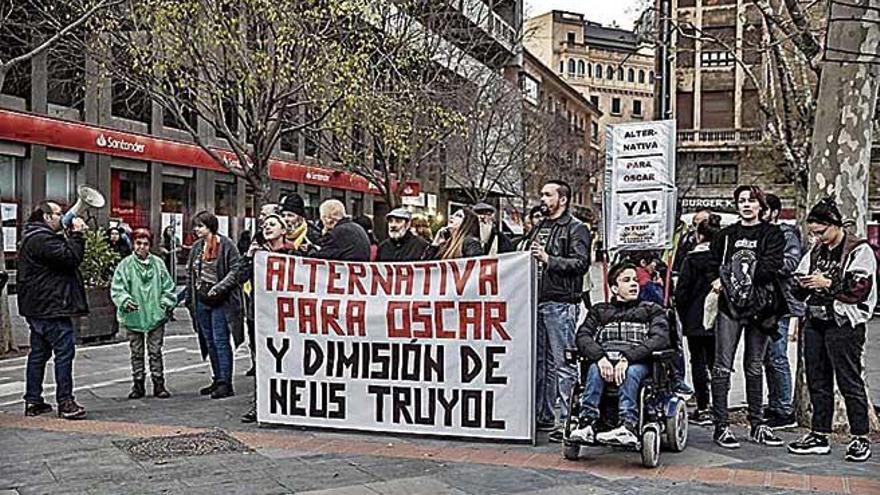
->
[0, 248, 15, 355]
[798, 0, 880, 433]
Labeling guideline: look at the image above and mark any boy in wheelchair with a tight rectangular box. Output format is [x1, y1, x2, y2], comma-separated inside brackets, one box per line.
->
[569, 262, 670, 446]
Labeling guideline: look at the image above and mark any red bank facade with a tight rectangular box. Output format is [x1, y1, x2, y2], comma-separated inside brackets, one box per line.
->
[0, 108, 418, 266]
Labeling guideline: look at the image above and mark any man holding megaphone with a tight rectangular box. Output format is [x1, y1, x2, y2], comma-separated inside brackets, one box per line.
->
[18, 200, 90, 420]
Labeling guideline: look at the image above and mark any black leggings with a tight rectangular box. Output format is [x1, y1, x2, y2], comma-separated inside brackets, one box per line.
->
[687, 335, 715, 410]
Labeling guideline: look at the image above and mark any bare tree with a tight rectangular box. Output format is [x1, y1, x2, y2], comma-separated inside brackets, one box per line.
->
[0, 0, 122, 92]
[318, 1, 518, 208]
[444, 73, 525, 203]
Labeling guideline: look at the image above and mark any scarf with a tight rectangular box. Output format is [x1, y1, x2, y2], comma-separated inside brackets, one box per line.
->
[202, 233, 220, 261]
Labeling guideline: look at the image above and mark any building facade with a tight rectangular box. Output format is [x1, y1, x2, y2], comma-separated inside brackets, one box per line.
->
[661, 0, 880, 226]
[519, 49, 602, 219]
[524, 12, 655, 148]
[0, 0, 522, 270]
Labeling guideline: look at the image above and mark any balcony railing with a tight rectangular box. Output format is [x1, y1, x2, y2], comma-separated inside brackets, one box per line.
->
[677, 128, 763, 146]
[448, 0, 517, 51]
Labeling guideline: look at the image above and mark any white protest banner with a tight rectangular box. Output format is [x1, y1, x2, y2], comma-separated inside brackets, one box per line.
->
[254, 251, 535, 441]
[605, 120, 677, 251]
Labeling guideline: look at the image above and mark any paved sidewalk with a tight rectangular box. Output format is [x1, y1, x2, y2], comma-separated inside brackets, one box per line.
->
[1, 314, 878, 494]
[2, 275, 879, 495]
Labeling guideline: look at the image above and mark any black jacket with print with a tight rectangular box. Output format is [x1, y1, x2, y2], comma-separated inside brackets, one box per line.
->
[576, 300, 670, 364]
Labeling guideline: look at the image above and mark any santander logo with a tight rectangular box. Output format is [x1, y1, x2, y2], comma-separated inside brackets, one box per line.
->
[305, 171, 331, 183]
[95, 133, 146, 154]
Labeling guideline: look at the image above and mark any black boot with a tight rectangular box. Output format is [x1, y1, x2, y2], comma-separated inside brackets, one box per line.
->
[241, 405, 257, 423]
[128, 379, 146, 399]
[211, 381, 234, 399]
[200, 379, 218, 396]
[152, 377, 171, 399]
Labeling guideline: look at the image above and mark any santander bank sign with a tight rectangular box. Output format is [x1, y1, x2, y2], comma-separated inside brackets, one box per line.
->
[96, 133, 146, 154]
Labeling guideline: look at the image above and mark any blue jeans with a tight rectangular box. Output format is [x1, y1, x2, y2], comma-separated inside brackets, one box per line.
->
[579, 362, 650, 425]
[24, 318, 76, 404]
[536, 302, 579, 425]
[764, 317, 793, 416]
[195, 302, 233, 382]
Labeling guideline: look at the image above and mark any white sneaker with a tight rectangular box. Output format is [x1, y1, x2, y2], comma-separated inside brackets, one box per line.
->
[569, 419, 595, 443]
[596, 424, 638, 446]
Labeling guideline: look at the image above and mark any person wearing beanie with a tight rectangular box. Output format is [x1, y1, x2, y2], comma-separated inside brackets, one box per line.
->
[110, 228, 176, 399]
[787, 198, 876, 462]
[377, 208, 429, 262]
[279, 193, 320, 251]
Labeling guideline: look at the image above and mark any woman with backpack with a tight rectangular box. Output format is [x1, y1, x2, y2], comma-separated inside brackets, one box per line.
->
[675, 213, 722, 426]
[787, 199, 876, 462]
[707, 185, 787, 449]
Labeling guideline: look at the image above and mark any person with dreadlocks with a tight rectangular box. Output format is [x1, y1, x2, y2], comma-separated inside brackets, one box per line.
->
[787, 198, 876, 462]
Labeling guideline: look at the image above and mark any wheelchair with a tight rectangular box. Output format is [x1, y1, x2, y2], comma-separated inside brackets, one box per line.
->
[560, 348, 689, 468]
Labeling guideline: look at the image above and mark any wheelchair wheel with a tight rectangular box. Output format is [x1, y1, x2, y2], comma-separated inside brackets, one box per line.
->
[664, 399, 688, 452]
[563, 442, 581, 461]
[640, 427, 661, 468]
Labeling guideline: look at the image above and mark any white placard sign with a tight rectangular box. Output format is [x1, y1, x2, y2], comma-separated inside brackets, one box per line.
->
[161, 213, 184, 242]
[2, 203, 17, 252]
[254, 251, 535, 440]
[604, 120, 677, 250]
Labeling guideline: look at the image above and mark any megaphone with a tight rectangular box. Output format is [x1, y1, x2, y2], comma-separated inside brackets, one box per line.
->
[62, 185, 106, 228]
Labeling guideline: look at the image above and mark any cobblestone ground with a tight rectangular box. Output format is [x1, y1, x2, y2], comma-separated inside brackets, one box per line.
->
[1, 288, 879, 495]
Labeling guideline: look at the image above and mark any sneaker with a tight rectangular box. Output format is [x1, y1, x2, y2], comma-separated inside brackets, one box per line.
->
[57, 399, 86, 420]
[765, 412, 797, 430]
[845, 436, 872, 462]
[714, 426, 741, 449]
[674, 382, 695, 399]
[688, 409, 713, 426]
[788, 432, 831, 456]
[548, 426, 565, 443]
[596, 423, 639, 446]
[24, 402, 53, 417]
[569, 417, 596, 443]
[537, 420, 556, 432]
[241, 407, 257, 424]
[750, 424, 784, 447]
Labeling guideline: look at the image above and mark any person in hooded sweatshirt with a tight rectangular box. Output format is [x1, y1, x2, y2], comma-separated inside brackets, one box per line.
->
[568, 262, 670, 446]
[377, 208, 429, 262]
[787, 198, 876, 463]
[111, 228, 177, 400]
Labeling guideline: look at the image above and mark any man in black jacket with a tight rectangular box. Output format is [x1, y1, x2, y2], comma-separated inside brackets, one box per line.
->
[525, 180, 592, 442]
[18, 201, 88, 419]
[314, 199, 371, 262]
[570, 262, 669, 445]
[377, 208, 429, 262]
[707, 185, 786, 449]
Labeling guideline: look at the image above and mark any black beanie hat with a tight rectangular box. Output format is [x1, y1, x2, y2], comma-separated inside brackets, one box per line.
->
[280, 193, 307, 218]
[806, 198, 843, 227]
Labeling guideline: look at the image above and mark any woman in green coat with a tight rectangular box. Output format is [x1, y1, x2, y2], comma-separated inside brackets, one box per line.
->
[110, 228, 177, 399]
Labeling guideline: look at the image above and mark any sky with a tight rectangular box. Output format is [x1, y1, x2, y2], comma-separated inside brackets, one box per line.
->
[524, 0, 645, 30]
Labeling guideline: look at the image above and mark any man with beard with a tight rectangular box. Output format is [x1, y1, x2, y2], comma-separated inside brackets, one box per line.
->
[473, 202, 513, 256]
[377, 208, 429, 262]
[523, 180, 591, 442]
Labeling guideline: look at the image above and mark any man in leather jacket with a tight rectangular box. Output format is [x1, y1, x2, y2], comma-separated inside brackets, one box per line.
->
[524, 180, 591, 442]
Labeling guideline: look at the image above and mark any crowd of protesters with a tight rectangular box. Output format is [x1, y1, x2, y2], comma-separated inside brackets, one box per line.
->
[15, 177, 875, 462]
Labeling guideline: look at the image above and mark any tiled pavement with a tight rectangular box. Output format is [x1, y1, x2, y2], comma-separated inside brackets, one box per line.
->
[1, 294, 879, 494]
